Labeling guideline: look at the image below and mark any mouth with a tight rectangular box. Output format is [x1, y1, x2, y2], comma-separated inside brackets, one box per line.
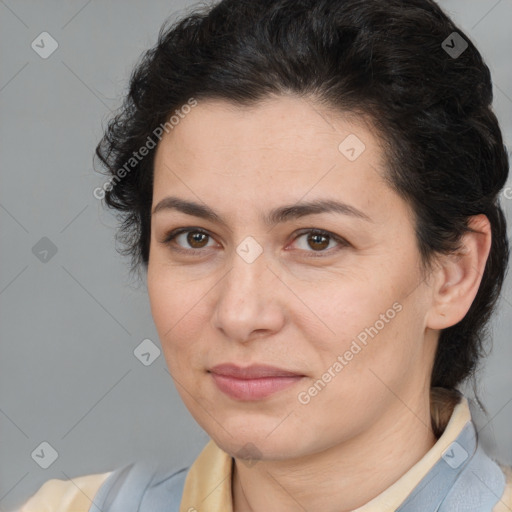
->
[208, 363, 305, 401]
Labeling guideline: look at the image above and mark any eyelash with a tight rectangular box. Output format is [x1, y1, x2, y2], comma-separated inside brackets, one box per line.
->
[160, 227, 349, 257]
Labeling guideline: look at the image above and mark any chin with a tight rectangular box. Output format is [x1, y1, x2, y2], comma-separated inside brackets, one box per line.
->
[200, 415, 313, 462]
[213, 434, 302, 462]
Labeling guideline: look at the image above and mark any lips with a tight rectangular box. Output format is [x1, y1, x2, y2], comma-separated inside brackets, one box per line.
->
[208, 363, 305, 400]
[209, 363, 303, 379]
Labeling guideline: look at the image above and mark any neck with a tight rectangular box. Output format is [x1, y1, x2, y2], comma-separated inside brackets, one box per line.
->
[232, 389, 450, 512]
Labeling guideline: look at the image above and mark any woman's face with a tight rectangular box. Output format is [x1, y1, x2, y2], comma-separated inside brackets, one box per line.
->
[147, 95, 438, 460]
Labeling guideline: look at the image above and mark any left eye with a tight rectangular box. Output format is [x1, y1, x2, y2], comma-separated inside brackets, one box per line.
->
[290, 229, 347, 254]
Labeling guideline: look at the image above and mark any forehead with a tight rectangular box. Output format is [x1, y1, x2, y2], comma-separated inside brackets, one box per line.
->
[152, 95, 399, 222]
[155, 95, 380, 162]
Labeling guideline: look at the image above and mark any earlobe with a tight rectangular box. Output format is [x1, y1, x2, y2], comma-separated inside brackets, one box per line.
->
[425, 214, 492, 330]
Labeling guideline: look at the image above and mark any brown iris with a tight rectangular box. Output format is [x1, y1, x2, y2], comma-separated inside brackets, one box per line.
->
[187, 231, 209, 248]
[307, 232, 329, 251]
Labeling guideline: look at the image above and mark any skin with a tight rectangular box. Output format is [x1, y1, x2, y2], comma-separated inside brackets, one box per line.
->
[147, 95, 491, 512]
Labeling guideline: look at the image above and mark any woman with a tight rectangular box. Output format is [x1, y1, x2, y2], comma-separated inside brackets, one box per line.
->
[19, 0, 512, 510]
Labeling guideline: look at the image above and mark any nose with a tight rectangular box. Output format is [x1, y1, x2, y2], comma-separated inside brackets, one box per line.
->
[211, 242, 286, 343]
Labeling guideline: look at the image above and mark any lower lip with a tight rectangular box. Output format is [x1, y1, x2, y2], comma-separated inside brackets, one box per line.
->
[210, 373, 304, 401]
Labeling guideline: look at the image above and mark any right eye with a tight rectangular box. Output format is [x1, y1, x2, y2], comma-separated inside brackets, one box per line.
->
[161, 227, 218, 253]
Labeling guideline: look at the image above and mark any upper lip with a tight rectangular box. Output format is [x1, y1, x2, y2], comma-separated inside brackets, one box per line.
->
[209, 363, 304, 379]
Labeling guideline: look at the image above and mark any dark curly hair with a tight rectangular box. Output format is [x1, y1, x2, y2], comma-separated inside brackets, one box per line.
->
[94, 0, 509, 407]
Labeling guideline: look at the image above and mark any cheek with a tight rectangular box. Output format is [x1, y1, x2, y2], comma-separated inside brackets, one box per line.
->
[296, 267, 421, 379]
[293, 299, 423, 440]
[294, 272, 396, 345]
[147, 269, 202, 362]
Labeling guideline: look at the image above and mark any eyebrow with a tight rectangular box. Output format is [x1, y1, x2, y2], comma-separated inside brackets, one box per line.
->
[152, 196, 373, 226]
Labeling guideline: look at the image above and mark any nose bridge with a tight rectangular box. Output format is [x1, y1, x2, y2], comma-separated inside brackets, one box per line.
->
[223, 235, 270, 301]
[213, 235, 283, 340]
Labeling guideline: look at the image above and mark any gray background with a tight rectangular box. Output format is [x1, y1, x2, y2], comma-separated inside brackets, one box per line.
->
[1, 1, 511, 510]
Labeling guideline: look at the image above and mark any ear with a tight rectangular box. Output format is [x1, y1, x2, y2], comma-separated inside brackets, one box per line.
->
[425, 214, 492, 330]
